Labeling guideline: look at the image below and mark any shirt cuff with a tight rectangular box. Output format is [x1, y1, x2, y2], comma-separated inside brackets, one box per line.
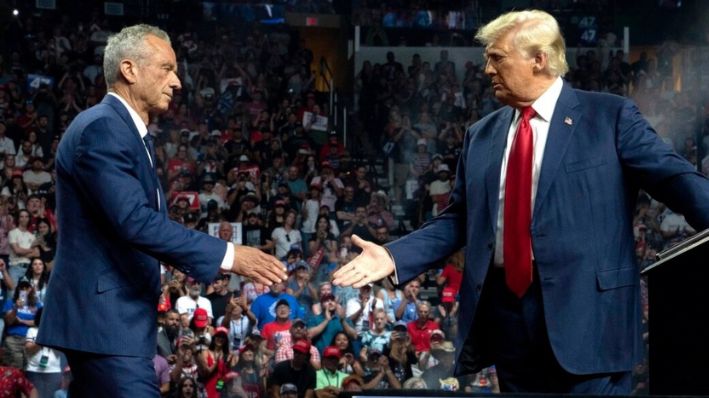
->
[220, 242, 235, 272]
[383, 246, 400, 286]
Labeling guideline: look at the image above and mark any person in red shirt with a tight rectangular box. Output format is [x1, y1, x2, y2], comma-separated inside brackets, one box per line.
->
[260, 299, 293, 352]
[406, 301, 439, 355]
[436, 251, 464, 296]
[0, 366, 38, 398]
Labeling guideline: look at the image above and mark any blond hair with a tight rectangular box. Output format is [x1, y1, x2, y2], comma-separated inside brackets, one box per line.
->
[475, 10, 568, 77]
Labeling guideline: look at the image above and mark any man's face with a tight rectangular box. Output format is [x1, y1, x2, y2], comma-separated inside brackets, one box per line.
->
[218, 223, 233, 241]
[483, 29, 538, 107]
[375, 227, 389, 243]
[165, 312, 180, 328]
[27, 197, 41, 213]
[417, 304, 430, 321]
[374, 311, 388, 330]
[288, 166, 299, 180]
[131, 35, 181, 116]
[276, 304, 290, 319]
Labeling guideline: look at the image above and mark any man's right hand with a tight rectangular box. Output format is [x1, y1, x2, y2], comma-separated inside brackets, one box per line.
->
[232, 245, 287, 286]
[332, 234, 395, 288]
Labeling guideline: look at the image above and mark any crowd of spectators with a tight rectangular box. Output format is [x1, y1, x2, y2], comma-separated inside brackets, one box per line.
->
[0, 4, 706, 397]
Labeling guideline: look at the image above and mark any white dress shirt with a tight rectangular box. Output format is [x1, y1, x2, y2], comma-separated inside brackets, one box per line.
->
[493, 77, 563, 265]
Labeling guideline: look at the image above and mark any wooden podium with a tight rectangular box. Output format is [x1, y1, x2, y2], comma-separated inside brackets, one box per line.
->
[641, 228, 709, 395]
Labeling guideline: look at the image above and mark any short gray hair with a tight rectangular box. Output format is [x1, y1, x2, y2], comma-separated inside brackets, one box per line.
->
[103, 24, 171, 88]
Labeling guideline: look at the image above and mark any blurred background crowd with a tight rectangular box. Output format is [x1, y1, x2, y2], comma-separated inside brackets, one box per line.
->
[1, 0, 709, 396]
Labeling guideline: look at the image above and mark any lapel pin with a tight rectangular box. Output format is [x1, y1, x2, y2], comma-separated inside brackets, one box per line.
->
[564, 116, 573, 126]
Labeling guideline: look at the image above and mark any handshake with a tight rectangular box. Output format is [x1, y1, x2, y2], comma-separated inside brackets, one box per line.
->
[229, 245, 288, 285]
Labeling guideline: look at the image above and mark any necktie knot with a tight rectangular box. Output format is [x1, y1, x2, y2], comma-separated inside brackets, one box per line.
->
[520, 106, 535, 123]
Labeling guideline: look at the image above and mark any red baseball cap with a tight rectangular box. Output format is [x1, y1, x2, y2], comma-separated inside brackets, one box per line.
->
[193, 308, 209, 328]
[292, 339, 311, 354]
[323, 346, 342, 359]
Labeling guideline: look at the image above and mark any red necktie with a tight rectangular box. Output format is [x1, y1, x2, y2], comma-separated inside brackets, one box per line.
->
[504, 106, 535, 298]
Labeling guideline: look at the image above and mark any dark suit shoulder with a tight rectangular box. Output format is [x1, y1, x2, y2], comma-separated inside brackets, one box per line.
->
[571, 87, 633, 111]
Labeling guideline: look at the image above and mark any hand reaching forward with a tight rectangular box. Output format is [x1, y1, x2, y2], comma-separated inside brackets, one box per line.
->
[231, 245, 287, 286]
[332, 234, 395, 288]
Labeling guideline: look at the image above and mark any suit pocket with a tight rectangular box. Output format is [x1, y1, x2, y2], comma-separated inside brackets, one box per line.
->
[96, 271, 129, 293]
[596, 267, 637, 290]
[565, 157, 606, 173]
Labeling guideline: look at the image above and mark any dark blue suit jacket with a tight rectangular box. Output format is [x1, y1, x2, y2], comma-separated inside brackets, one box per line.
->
[388, 83, 709, 375]
[37, 95, 227, 357]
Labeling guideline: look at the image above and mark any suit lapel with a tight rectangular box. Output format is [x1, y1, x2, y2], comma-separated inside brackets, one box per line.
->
[485, 107, 515, 229]
[533, 83, 581, 216]
[102, 95, 161, 211]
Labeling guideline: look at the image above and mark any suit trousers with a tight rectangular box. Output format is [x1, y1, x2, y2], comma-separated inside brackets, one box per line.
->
[65, 350, 160, 398]
[476, 266, 631, 394]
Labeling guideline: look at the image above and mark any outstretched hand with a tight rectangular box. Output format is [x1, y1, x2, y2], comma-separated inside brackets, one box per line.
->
[331, 234, 395, 288]
[231, 245, 287, 286]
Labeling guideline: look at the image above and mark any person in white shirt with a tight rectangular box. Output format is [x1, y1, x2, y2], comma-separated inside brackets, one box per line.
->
[345, 284, 384, 334]
[25, 307, 63, 398]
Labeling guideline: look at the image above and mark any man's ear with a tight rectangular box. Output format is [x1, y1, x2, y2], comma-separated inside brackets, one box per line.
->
[532, 51, 548, 74]
[119, 59, 138, 84]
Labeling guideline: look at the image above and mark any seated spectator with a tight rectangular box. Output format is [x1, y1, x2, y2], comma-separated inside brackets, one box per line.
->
[360, 308, 392, 354]
[24, 307, 62, 398]
[286, 263, 317, 318]
[157, 309, 180, 359]
[382, 327, 417, 387]
[22, 157, 51, 193]
[175, 282, 213, 324]
[329, 331, 362, 376]
[174, 375, 200, 398]
[8, 209, 39, 289]
[366, 191, 396, 232]
[235, 345, 265, 398]
[205, 274, 231, 325]
[33, 218, 56, 267]
[396, 279, 422, 322]
[170, 341, 201, 389]
[189, 308, 213, 352]
[308, 162, 343, 212]
[406, 301, 439, 355]
[260, 299, 294, 352]
[421, 340, 461, 390]
[2, 280, 40, 369]
[198, 326, 237, 398]
[272, 209, 303, 259]
[0, 366, 38, 397]
[250, 280, 303, 327]
[361, 349, 401, 389]
[19, 257, 49, 304]
[268, 339, 317, 398]
[274, 319, 321, 369]
[345, 283, 384, 334]
[315, 346, 348, 389]
[308, 292, 356, 354]
[377, 279, 403, 323]
[219, 294, 255, 351]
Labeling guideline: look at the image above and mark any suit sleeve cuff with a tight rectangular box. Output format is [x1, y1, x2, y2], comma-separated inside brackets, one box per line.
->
[220, 242, 235, 272]
[383, 246, 400, 286]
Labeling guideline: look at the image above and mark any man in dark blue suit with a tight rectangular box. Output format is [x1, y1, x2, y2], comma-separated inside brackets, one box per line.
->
[334, 10, 709, 394]
[36, 25, 287, 397]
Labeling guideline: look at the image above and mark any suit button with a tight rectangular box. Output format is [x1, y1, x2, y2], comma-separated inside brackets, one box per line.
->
[487, 240, 494, 249]
[476, 284, 482, 292]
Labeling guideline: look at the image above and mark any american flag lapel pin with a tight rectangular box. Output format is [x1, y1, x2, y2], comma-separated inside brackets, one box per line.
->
[564, 116, 573, 126]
